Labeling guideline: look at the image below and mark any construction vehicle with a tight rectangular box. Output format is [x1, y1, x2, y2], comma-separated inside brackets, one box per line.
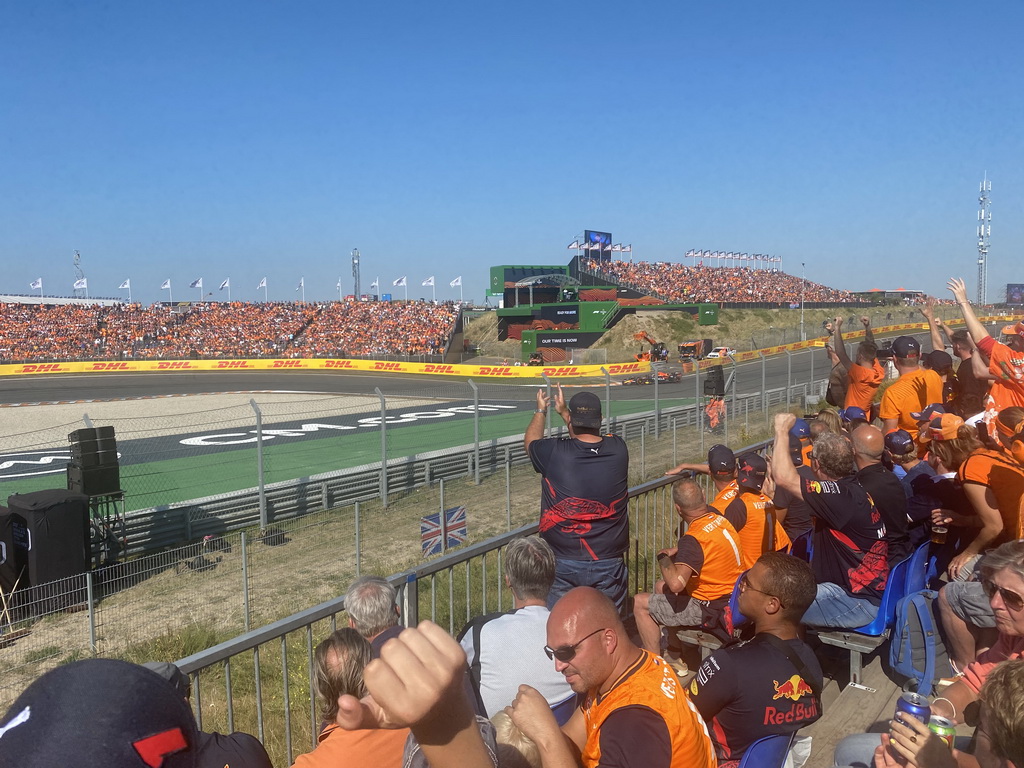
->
[633, 332, 668, 362]
[678, 338, 713, 361]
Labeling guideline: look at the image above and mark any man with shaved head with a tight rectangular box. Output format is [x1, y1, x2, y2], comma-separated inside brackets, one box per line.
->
[851, 424, 910, 564]
[507, 587, 715, 768]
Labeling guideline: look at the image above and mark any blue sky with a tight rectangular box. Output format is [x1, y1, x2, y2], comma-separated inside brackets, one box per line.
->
[2, 1, 1022, 305]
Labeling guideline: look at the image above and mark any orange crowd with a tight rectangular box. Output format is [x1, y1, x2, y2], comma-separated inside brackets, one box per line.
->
[0, 300, 460, 362]
[583, 258, 857, 304]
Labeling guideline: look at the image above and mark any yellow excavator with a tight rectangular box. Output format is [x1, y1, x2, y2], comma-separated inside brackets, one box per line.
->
[634, 332, 667, 362]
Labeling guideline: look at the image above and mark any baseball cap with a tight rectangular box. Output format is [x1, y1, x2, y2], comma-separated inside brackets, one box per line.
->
[925, 350, 954, 371]
[567, 391, 602, 429]
[143, 661, 191, 699]
[919, 413, 965, 443]
[838, 406, 867, 423]
[1001, 321, 1024, 338]
[892, 336, 921, 359]
[788, 433, 804, 465]
[789, 418, 810, 439]
[909, 403, 946, 423]
[0, 658, 199, 768]
[707, 444, 736, 475]
[736, 453, 768, 491]
[884, 429, 915, 456]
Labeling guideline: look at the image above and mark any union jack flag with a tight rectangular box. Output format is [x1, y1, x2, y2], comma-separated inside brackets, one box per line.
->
[421, 505, 468, 556]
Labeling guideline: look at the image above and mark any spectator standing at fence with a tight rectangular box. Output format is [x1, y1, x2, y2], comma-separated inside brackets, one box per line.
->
[525, 384, 629, 614]
[507, 587, 716, 768]
[667, 444, 737, 510]
[292, 628, 408, 768]
[344, 576, 403, 656]
[771, 414, 889, 629]
[689, 553, 823, 768]
[948, 277, 1024, 433]
[832, 317, 884, 416]
[879, 336, 944, 440]
[457, 536, 574, 719]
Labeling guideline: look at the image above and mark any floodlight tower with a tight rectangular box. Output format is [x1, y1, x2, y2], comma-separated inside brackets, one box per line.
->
[351, 248, 360, 299]
[73, 250, 87, 299]
[977, 175, 991, 306]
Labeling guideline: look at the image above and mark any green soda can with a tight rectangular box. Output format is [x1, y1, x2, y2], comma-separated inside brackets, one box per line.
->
[928, 716, 956, 750]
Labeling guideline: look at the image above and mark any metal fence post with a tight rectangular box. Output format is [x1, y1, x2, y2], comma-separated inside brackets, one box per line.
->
[641, 422, 646, 477]
[440, 478, 447, 554]
[249, 399, 268, 528]
[541, 373, 552, 434]
[785, 350, 793, 406]
[809, 345, 815, 385]
[241, 531, 250, 631]
[468, 380, 480, 485]
[696, 363, 704, 454]
[759, 351, 767, 425]
[86, 570, 97, 654]
[355, 502, 361, 576]
[730, 360, 738, 439]
[601, 367, 611, 428]
[652, 363, 660, 438]
[374, 387, 388, 506]
[672, 416, 677, 465]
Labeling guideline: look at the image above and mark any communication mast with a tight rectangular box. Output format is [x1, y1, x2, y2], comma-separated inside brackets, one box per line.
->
[977, 175, 991, 306]
[351, 248, 360, 299]
[73, 250, 88, 299]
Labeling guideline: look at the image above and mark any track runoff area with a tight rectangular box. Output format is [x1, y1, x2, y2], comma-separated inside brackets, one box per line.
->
[0, 362, 694, 510]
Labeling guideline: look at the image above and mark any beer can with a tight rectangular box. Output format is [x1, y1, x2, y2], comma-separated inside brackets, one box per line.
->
[929, 716, 956, 750]
[894, 691, 931, 726]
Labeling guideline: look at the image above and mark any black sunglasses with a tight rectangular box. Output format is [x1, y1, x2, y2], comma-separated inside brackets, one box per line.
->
[740, 572, 786, 609]
[983, 580, 1024, 612]
[544, 627, 607, 662]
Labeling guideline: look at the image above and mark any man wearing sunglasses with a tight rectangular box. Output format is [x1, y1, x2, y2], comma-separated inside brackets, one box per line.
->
[689, 552, 822, 768]
[507, 586, 715, 768]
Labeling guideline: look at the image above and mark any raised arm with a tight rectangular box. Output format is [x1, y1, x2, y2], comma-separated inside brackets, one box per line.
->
[771, 413, 802, 496]
[920, 297, 945, 352]
[948, 278, 992, 347]
[524, 387, 550, 454]
[860, 315, 875, 346]
[832, 316, 854, 369]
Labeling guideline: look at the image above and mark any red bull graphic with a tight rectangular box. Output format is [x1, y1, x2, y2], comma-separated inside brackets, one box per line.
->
[772, 674, 813, 701]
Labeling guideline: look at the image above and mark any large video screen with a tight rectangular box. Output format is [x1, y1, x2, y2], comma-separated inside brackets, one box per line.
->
[584, 230, 612, 246]
[1007, 284, 1024, 305]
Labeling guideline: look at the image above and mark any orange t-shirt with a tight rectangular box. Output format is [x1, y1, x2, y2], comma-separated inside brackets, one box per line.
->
[957, 449, 1024, 543]
[677, 511, 745, 600]
[978, 337, 1024, 411]
[582, 650, 716, 768]
[879, 368, 944, 439]
[723, 490, 792, 566]
[291, 724, 408, 768]
[845, 361, 886, 412]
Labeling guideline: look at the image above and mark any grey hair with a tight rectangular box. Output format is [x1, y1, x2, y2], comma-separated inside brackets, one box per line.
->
[980, 540, 1024, 584]
[812, 432, 855, 479]
[504, 536, 555, 602]
[344, 575, 399, 638]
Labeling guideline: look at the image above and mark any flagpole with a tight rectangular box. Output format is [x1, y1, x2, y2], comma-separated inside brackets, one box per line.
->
[405, 283, 408, 303]
[264, 283, 268, 302]
[228, 283, 231, 302]
[128, 282, 132, 304]
[432, 283, 436, 303]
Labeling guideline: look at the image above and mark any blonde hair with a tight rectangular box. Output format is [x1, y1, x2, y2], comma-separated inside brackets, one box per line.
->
[491, 711, 542, 768]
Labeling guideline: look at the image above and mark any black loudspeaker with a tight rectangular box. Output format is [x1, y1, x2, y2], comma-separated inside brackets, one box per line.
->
[67, 463, 121, 497]
[703, 366, 725, 396]
[68, 426, 118, 468]
[0, 505, 29, 594]
[6, 491, 89, 589]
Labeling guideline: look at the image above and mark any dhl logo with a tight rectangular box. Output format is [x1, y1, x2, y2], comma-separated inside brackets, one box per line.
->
[543, 367, 582, 377]
[272, 360, 304, 368]
[772, 675, 813, 701]
[16, 364, 67, 373]
[423, 364, 456, 374]
[372, 362, 404, 371]
[477, 366, 514, 376]
[607, 363, 641, 374]
[156, 362, 195, 370]
[216, 361, 251, 369]
[90, 362, 131, 371]
[324, 360, 355, 368]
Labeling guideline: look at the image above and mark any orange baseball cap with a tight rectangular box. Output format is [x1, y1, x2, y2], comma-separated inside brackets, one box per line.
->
[918, 413, 965, 443]
[1001, 321, 1024, 338]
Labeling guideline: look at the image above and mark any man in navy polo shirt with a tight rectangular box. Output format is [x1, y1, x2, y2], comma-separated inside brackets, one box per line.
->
[525, 384, 630, 614]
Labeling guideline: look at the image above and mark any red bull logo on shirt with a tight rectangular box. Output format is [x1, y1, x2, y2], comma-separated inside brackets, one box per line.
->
[772, 674, 813, 701]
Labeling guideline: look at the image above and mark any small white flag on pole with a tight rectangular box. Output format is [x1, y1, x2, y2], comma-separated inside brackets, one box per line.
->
[160, 279, 171, 290]
[29, 278, 42, 290]
[73, 278, 88, 290]
[622, 244, 632, 253]
[567, 240, 580, 249]
[369, 277, 379, 290]
[393, 276, 407, 287]
[118, 279, 131, 289]
[336, 279, 342, 291]
[219, 279, 230, 290]
[257, 277, 267, 290]
[422, 276, 435, 287]
[189, 278, 203, 289]
[296, 277, 304, 290]
[611, 244, 622, 252]
[450, 276, 462, 287]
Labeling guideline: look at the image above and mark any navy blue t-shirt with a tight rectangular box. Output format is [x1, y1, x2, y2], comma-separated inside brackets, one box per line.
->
[529, 435, 629, 561]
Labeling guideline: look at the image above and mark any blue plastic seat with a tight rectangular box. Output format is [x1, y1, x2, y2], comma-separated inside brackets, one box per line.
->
[727, 570, 748, 630]
[789, 530, 813, 562]
[905, 542, 936, 594]
[737, 732, 796, 768]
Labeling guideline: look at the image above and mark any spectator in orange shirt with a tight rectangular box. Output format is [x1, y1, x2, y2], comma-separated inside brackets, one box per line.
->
[832, 316, 885, 416]
[879, 335, 944, 439]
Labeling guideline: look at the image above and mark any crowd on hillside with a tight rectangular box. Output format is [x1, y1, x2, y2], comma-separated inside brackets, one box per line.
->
[583, 257, 857, 303]
[0, 300, 460, 362]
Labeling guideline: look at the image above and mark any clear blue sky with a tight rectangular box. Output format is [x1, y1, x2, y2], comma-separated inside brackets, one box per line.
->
[3, 1, 1022, 305]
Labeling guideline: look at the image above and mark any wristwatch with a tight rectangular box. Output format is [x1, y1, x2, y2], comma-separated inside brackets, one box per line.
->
[535, 409, 547, 414]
